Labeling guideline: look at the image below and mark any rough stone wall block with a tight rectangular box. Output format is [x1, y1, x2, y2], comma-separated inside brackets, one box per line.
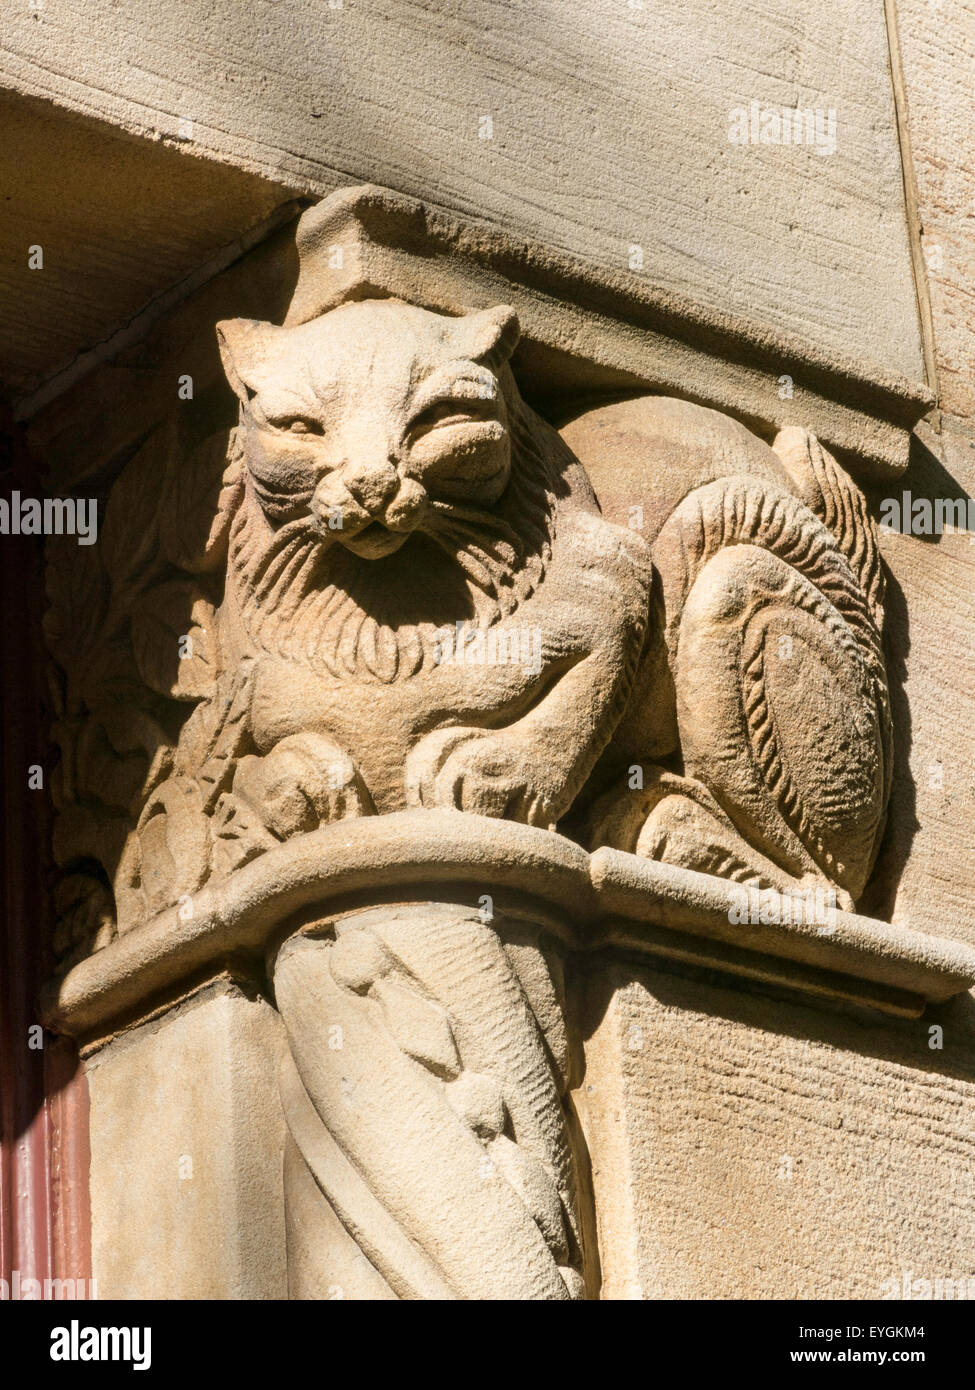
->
[85, 981, 287, 1299]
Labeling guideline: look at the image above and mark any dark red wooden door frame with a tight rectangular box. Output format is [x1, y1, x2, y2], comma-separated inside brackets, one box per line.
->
[0, 414, 91, 1296]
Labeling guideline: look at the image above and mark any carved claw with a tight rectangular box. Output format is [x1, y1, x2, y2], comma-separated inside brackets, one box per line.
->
[405, 727, 554, 827]
[233, 731, 373, 840]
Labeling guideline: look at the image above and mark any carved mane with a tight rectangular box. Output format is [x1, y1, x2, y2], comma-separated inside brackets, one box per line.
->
[226, 389, 574, 683]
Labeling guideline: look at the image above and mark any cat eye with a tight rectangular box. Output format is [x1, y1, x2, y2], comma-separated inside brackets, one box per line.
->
[408, 398, 488, 439]
[270, 416, 324, 436]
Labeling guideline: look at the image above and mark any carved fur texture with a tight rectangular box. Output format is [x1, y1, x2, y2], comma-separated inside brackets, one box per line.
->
[100, 299, 651, 931]
[45, 300, 891, 950]
[580, 403, 892, 907]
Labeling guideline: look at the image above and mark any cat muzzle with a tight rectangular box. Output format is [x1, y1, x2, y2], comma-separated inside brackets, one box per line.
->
[310, 475, 429, 558]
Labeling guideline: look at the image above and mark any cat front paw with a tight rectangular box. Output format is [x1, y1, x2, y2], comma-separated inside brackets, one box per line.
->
[405, 727, 555, 827]
[233, 732, 373, 840]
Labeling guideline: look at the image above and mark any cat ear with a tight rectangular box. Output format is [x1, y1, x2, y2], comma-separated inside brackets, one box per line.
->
[216, 318, 280, 404]
[450, 306, 520, 371]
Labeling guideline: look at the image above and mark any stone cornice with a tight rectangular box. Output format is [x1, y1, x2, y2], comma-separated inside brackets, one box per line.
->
[41, 811, 975, 1039]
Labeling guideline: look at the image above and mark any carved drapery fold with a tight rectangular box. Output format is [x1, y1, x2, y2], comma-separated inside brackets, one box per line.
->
[273, 904, 584, 1299]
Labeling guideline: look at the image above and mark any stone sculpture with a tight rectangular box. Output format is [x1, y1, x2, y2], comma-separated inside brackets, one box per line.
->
[44, 201, 892, 1296]
[576, 402, 892, 911]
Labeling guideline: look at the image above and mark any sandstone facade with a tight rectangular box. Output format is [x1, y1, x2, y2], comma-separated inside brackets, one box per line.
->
[1, 0, 973, 1302]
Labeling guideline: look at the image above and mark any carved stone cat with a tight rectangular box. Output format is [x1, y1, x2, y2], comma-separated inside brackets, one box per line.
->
[113, 296, 890, 929]
[571, 396, 892, 909]
[114, 299, 652, 927]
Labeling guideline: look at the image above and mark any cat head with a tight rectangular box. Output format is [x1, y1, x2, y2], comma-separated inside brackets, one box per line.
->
[217, 299, 521, 561]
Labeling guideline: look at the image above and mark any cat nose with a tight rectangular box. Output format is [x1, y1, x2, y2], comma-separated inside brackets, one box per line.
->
[342, 460, 399, 515]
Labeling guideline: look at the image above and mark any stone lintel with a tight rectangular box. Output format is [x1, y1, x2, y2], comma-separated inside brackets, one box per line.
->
[282, 185, 932, 478]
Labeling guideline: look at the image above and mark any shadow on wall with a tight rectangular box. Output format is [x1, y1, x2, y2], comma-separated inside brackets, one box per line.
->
[578, 951, 975, 1087]
[862, 428, 975, 922]
[860, 559, 914, 923]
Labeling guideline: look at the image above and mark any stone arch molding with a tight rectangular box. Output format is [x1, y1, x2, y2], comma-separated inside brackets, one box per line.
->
[41, 189, 975, 1300]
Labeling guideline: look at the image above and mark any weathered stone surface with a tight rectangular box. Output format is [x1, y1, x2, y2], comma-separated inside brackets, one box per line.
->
[33, 188, 974, 1299]
[274, 905, 585, 1299]
[25, 170, 972, 1297]
[274, 185, 931, 475]
[864, 416, 975, 946]
[3, 0, 967, 1298]
[84, 979, 287, 1299]
[44, 811, 975, 1040]
[893, 0, 975, 419]
[579, 961, 975, 1299]
[860, 1, 975, 953]
[1, 0, 924, 388]
[0, 89, 295, 404]
[560, 393, 892, 906]
[21, 181, 928, 482]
